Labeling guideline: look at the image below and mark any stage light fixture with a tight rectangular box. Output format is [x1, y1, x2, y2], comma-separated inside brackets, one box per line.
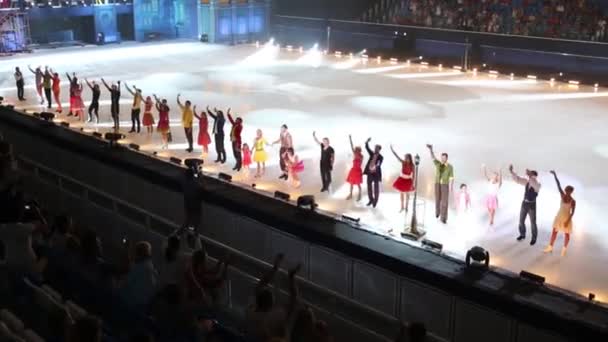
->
[559, 72, 563, 76]
[342, 214, 360, 224]
[519, 270, 545, 285]
[128, 143, 140, 151]
[420, 61, 429, 66]
[251, 183, 256, 188]
[394, 31, 398, 35]
[296, 195, 316, 210]
[421, 239, 443, 252]
[568, 80, 580, 85]
[334, 51, 342, 57]
[527, 75, 537, 80]
[403, 32, 407, 36]
[274, 191, 290, 201]
[92, 132, 102, 138]
[510, 73, 514, 79]
[452, 65, 462, 70]
[482, 63, 487, 67]
[218, 173, 232, 182]
[104, 132, 124, 141]
[40, 112, 55, 121]
[184, 158, 203, 169]
[60, 121, 70, 128]
[589, 293, 596, 301]
[169, 157, 182, 165]
[418, 56, 423, 60]
[489, 70, 498, 75]
[376, 56, 382, 63]
[465, 246, 489, 268]
[550, 78, 555, 83]
[594, 83, 599, 88]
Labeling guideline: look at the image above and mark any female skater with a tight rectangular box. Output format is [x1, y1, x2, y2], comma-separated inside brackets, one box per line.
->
[28, 65, 43, 104]
[483, 165, 502, 226]
[543, 171, 576, 256]
[390, 145, 415, 212]
[50, 70, 62, 113]
[346, 135, 363, 201]
[66, 72, 79, 116]
[283, 148, 304, 188]
[73, 80, 85, 120]
[252, 129, 270, 178]
[193, 105, 211, 155]
[142, 96, 155, 134]
[242, 143, 252, 175]
[154, 95, 170, 149]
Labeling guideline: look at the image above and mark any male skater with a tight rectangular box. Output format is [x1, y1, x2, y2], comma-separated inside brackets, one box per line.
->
[313, 131, 335, 192]
[427, 144, 453, 224]
[364, 138, 383, 208]
[85, 79, 100, 123]
[272, 124, 293, 180]
[42, 67, 53, 109]
[227, 108, 243, 171]
[125, 83, 143, 133]
[14, 67, 25, 101]
[509, 164, 541, 245]
[207, 106, 226, 163]
[102, 78, 121, 131]
[177, 94, 194, 152]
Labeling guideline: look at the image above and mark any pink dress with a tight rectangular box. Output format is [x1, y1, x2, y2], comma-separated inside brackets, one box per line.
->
[242, 148, 252, 167]
[485, 182, 500, 210]
[346, 154, 363, 185]
[70, 85, 84, 111]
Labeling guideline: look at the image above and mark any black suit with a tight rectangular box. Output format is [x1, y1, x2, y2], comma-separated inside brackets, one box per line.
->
[363, 142, 383, 207]
[208, 110, 226, 162]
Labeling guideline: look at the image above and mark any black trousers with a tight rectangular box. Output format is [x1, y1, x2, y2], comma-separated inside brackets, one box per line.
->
[320, 164, 332, 190]
[279, 147, 293, 173]
[130, 108, 141, 132]
[88, 102, 99, 121]
[184, 127, 194, 150]
[232, 141, 242, 169]
[518, 201, 538, 240]
[112, 112, 119, 130]
[367, 175, 380, 206]
[215, 134, 226, 162]
[16, 81, 24, 100]
[44, 88, 52, 108]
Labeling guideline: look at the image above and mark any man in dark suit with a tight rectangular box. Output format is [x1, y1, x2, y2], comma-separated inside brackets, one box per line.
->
[207, 106, 226, 163]
[363, 138, 383, 208]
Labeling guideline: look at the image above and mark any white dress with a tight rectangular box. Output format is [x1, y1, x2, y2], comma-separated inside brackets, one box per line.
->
[553, 199, 574, 233]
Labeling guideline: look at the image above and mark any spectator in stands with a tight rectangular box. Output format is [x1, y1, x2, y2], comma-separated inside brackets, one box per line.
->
[245, 253, 301, 342]
[49, 214, 74, 251]
[69, 315, 102, 342]
[0, 141, 23, 223]
[157, 234, 201, 288]
[394, 321, 427, 342]
[184, 249, 229, 307]
[120, 241, 158, 309]
[80, 229, 103, 266]
[0, 220, 47, 280]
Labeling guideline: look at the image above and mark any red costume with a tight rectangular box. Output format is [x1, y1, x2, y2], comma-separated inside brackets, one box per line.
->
[157, 104, 170, 133]
[393, 162, 415, 193]
[227, 113, 242, 145]
[242, 146, 252, 167]
[142, 100, 155, 126]
[197, 112, 211, 146]
[346, 153, 363, 185]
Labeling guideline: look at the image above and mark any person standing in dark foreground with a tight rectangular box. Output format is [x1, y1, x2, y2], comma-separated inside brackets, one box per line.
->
[207, 106, 226, 163]
[313, 131, 335, 192]
[102, 78, 121, 131]
[509, 164, 541, 245]
[363, 138, 383, 208]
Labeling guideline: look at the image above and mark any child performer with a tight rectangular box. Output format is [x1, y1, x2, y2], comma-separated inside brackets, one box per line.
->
[284, 149, 304, 188]
[193, 105, 211, 155]
[154, 95, 170, 149]
[390, 145, 415, 212]
[142, 96, 155, 134]
[50, 70, 62, 113]
[455, 184, 471, 214]
[482, 164, 502, 226]
[543, 171, 576, 256]
[242, 143, 252, 176]
[253, 129, 270, 178]
[346, 135, 363, 201]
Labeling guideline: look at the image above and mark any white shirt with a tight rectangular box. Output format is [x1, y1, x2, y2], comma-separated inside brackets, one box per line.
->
[511, 172, 541, 193]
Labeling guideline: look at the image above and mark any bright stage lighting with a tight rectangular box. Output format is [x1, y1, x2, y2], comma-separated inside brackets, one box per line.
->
[241, 39, 280, 66]
[594, 83, 599, 88]
[489, 70, 498, 75]
[526, 75, 537, 80]
[295, 43, 322, 68]
[568, 80, 580, 85]
[286, 45, 293, 52]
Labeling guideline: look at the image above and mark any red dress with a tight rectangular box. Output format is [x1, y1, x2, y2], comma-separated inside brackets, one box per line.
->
[197, 115, 211, 146]
[393, 162, 415, 193]
[242, 148, 251, 167]
[346, 154, 363, 185]
[142, 101, 155, 126]
[157, 105, 170, 133]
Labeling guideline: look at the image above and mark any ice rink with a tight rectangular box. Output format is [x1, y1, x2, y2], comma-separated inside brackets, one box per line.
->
[1, 41, 607, 299]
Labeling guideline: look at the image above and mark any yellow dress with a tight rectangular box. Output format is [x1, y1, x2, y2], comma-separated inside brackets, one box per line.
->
[253, 138, 268, 163]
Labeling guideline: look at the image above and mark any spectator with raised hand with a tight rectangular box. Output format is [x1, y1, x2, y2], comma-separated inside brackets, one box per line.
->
[157, 233, 201, 288]
[120, 241, 158, 310]
[184, 249, 230, 307]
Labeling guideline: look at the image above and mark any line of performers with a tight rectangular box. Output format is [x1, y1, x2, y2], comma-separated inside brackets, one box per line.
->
[12, 66, 576, 256]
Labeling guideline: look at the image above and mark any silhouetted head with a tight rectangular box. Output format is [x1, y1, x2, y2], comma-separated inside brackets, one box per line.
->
[404, 153, 413, 165]
[236, 117, 242, 124]
[15, 67, 20, 72]
[281, 124, 288, 132]
[460, 184, 467, 191]
[565, 185, 574, 195]
[354, 146, 362, 155]
[322, 137, 330, 147]
[441, 153, 448, 163]
[53, 72, 59, 78]
[134, 241, 152, 263]
[374, 144, 381, 153]
[162, 99, 167, 105]
[185, 100, 191, 107]
[146, 96, 152, 102]
[526, 169, 538, 178]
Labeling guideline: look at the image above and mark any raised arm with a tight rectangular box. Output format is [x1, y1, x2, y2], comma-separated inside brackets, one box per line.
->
[550, 170, 564, 196]
[509, 164, 527, 186]
[365, 138, 373, 155]
[193, 105, 201, 120]
[66, 73, 73, 83]
[312, 131, 321, 145]
[176, 94, 184, 109]
[124, 83, 135, 96]
[84, 78, 93, 89]
[426, 144, 438, 162]
[255, 253, 284, 294]
[390, 145, 403, 163]
[28, 65, 36, 74]
[348, 135, 355, 153]
[206, 105, 217, 120]
[483, 164, 490, 181]
[498, 169, 503, 187]
[227, 108, 235, 125]
[101, 78, 111, 91]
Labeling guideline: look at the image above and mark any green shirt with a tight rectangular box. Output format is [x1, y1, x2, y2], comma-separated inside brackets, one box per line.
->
[433, 160, 454, 184]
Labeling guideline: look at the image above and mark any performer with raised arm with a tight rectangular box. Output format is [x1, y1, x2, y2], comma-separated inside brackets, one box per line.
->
[177, 94, 194, 153]
[207, 106, 226, 163]
[49, 69, 62, 113]
[84, 78, 100, 123]
[14, 67, 25, 101]
[124, 83, 143, 133]
[483, 164, 502, 226]
[28, 65, 43, 104]
[509, 164, 541, 245]
[427, 144, 454, 224]
[313, 131, 335, 192]
[272, 124, 293, 181]
[363, 138, 383, 208]
[544, 171, 576, 256]
[227, 108, 243, 171]
[142, 96, 155, 134]
[42, 67, 53, 109]
[253, 129, 270, 178]
[102, 78, 121, 131]
[193, 105, 211, 155]
[71, 79, 85, 120]
[154, 94, 170, 149]
[346, 135, 363, 201]
[390, 145, 415, 213]
[66, 72, 78, 116]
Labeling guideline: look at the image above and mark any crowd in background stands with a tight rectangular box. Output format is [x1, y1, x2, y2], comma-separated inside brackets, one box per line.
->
[0, 133, 429, 342]
[362, 0, 608, 42]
